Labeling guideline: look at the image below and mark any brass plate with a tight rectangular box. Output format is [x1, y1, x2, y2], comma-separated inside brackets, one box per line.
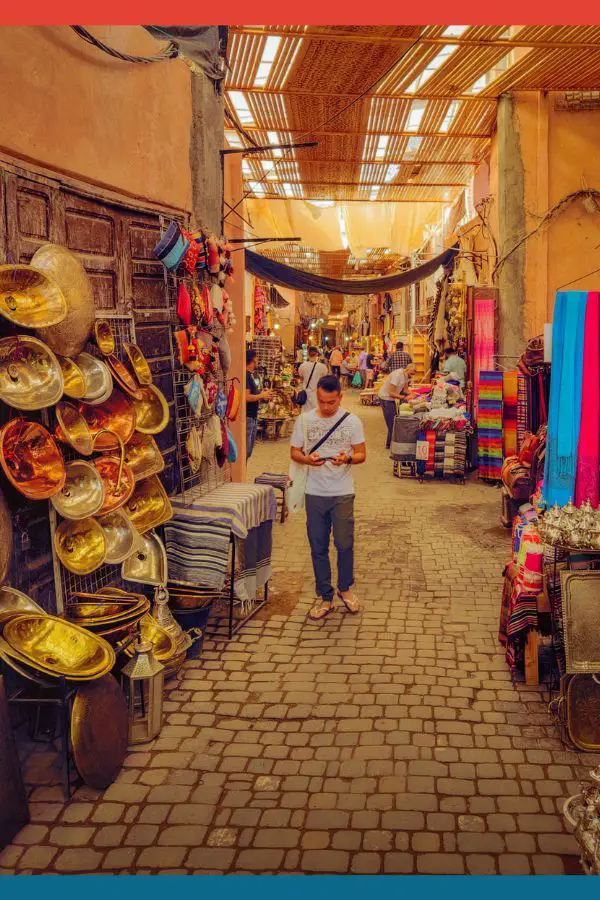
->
[50, 460, 105, 520]
[106, 355, 143, 400]
[94, 319, 115, 356]
[0, 418, 66, 501]
[71, 675, 129, 789]
[567, 674, 600, 751]
[79, 390, 137, 450]
[0, 487, 12, 585]
[55, 401, 94, 456]
[0, 335, 64, 410]
[93, 456, 135, 516]
[75, 353, 113, 403]
[561, 571, 600, 673]
[3, 613, 115, 679]
[123, 343, 152, 386]
[33, 244, 95, 358]
[131, 385, 169, 435]
[66, 596, 149, 629]
[54, 517, 107, 575]
[124, 476, 173, 534]
[56, 355, 87, 400]
[0, 264, 67, 328]
[124, 614, 176, 663]
[120, 432, 165, 483]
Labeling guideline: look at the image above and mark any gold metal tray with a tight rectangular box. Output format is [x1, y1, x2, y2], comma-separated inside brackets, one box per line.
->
[3, 613, 115, 679]
[71, 675, 129, 789]
[561, 571, 600, 673]
[567, 674, 600, 751]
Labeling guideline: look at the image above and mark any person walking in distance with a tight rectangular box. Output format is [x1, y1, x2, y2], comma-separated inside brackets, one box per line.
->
[245, 350, 273, 460]
[329, 345, 343, 379]
[290, 374, 366, 620]
[298, 346, 328, 412]
[379, 364, 416, 449]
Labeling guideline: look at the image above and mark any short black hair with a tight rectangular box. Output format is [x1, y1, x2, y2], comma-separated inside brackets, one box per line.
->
[396, 341, 404, 351]
[246, 349, 257, 365]
[444, 347, 455, 356]
[308, 346, 319, 356]
[317, 374, 341, 394]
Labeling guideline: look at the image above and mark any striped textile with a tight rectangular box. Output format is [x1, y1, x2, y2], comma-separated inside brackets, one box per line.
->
[426, 430, 436, 473]
[170, 483, 277, 540]
[235, 521, 273, 607]
[502, 371, 518, 458]
[165, 520, 231, 590]
[516, 374, 529, 452]
[473, 296, 495, 417]
[254, 473, 292, 489]
[477, 371, 503, 480]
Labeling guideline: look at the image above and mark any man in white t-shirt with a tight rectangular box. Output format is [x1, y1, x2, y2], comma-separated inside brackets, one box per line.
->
[298, 346, 328, 411]
[378, 364, 416, 449]
[291, 374, 366, 621]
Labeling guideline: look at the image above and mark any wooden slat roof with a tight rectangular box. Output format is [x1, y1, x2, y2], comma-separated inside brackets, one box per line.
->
[226, 25, 600, 205]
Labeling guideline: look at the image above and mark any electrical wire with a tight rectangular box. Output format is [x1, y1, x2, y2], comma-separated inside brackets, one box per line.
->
[70, 26, 178, 64]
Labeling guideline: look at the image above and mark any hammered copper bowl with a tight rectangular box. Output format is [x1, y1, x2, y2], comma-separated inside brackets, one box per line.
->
[120, 432, 165, 482]
[54, 517, 106, 575]
[124, 614, 175, 663]
[56, 355, 87, 400]
[0, 264, 67, 328]
[55, 401, 94, 456]
[0, 585, 46, 626]
[124, 476, 173, 534]
[94, 319, 115, 356]
[33, 243, 95, 358]
[131, 385, 169, 435]
[122, 530, 168, 585]
[75, 352, 113, 403]
[93, 456, 135, 516]
[2, 613, 115, 679]
[99, 509, 142, 564]
[0, 418, 66, 501]
[123, 343, 152, 386]
[78, 390, 137, 450]
[0, 335, 64, 410]
[50, 460, 105, 521]
[106, 355, 143, 400]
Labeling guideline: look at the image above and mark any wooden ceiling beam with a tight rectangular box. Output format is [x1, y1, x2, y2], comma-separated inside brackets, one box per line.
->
[235, 125, 491, 140]
[250, 195, 450, 203]
[229, 26, 600, 50]
[225, 84, 496, 103]
[246, 179, 467, 187]
[247, 157, 481, 166]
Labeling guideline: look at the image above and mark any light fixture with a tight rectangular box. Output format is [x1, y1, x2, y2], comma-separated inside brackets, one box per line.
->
[254, 35, 282, 87]
[274, 323, 280, 330]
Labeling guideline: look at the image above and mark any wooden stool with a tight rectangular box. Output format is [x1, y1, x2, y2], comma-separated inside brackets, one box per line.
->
[254, 475, 290, 523]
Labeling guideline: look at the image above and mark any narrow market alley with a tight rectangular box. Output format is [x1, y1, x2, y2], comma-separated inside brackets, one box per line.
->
[1, 390, 586, 876]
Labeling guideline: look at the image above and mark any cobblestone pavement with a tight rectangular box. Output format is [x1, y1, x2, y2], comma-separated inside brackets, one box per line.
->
[1, 390, 589, 875]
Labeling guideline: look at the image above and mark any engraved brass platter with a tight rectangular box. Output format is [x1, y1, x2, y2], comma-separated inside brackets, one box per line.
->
[94, 319, 115, 356]
[123, 343, 152, 386]
[119, 432, 164, 482]
[124, 476, 173, 534]
[3, 613, 115, 679]
[71, 674, 129, 789]
[0, 335, 64, 410]
[122, 530, 168, 585]
[56, 355, 87, 400]
[55, 401, 94, 456]
[567, 674, 600, 751]
[561, 571, 600, 673]
[33, 244, 95, 358]
[78, 390, 136, 450]
[0, 264, 67, 328]
[54, 517, 106, 575]
[0, 418, 66, 500]
[50, 460, 105, 520]
[131, 385, 169, 434]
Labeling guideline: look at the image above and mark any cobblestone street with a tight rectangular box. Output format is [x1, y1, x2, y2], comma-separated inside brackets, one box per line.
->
[1, 390, 587, 875]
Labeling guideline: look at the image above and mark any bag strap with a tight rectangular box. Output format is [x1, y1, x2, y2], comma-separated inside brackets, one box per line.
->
[305, 361, 318, 390]
[309, 412, 350, 455]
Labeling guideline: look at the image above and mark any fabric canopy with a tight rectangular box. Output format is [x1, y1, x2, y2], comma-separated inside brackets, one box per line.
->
[245, 246, 458, 296]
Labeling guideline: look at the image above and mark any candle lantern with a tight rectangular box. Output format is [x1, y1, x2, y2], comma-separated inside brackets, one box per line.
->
[120, 639, 164, 745]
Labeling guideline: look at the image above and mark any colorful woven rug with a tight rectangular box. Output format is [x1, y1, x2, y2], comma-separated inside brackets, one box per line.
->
[478, 370, 503, 480]
[503, 371, 518, 458]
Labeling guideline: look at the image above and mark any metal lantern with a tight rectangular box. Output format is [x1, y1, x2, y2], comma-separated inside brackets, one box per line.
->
[120, 639, 164, 745]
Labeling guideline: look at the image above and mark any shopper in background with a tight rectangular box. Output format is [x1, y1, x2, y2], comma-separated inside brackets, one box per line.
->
[442, 346, 467, 388]
[298, 346, 328, 412]
[329, 345, 343, 379]
[378, 364, 416, 449]
[365, 349, 378, 388]
[382, 341, 413, 373]
[290, 374, 366, 621]
[358, 348, 368, 386]
[245, 350, 273, 459]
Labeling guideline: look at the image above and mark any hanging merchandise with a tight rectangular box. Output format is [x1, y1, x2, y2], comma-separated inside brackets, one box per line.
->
[206, 235, 220, 275]
[210, 282, 224, 314]
[217, 333, 231, 375]
[215, 385, 228, 420]
[226, 378, 241, 421]
[180, 228, 201, 275]
[227, 430, 238, 463]
[184, 374, 205, 417]
[186, 427, 203, 473]
[152, 221, 189, 272]
[201, 283, 213, 326]
[177, 282, 192, 326]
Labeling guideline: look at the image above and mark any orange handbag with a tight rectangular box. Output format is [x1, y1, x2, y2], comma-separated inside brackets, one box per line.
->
[226, 378, 241, 421]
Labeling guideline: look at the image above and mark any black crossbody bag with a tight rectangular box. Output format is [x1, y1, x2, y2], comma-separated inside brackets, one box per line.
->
[308, 412, 350, 457]
[295, 362, 317, 406]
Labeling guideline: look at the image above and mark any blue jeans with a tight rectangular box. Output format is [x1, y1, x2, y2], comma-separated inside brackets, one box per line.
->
[246, 416, 258, 459]
[305, 494, 355, 601]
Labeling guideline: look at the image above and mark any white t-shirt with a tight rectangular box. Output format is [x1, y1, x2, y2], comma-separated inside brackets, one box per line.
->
[379, 368, 407, 401]
[298, 360, 328, 411]
[291, 408, 365, 497]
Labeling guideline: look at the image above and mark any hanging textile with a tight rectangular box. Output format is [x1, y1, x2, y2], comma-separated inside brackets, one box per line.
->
[502, 371, 519, 458]
[477, 371, 503, 480]
[575, 291, 600, 508]
[473, 296, 495, 418]
[516, 374, 529, 453]
[543, 291, 587, 507]
[245, 246, 458, 296]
